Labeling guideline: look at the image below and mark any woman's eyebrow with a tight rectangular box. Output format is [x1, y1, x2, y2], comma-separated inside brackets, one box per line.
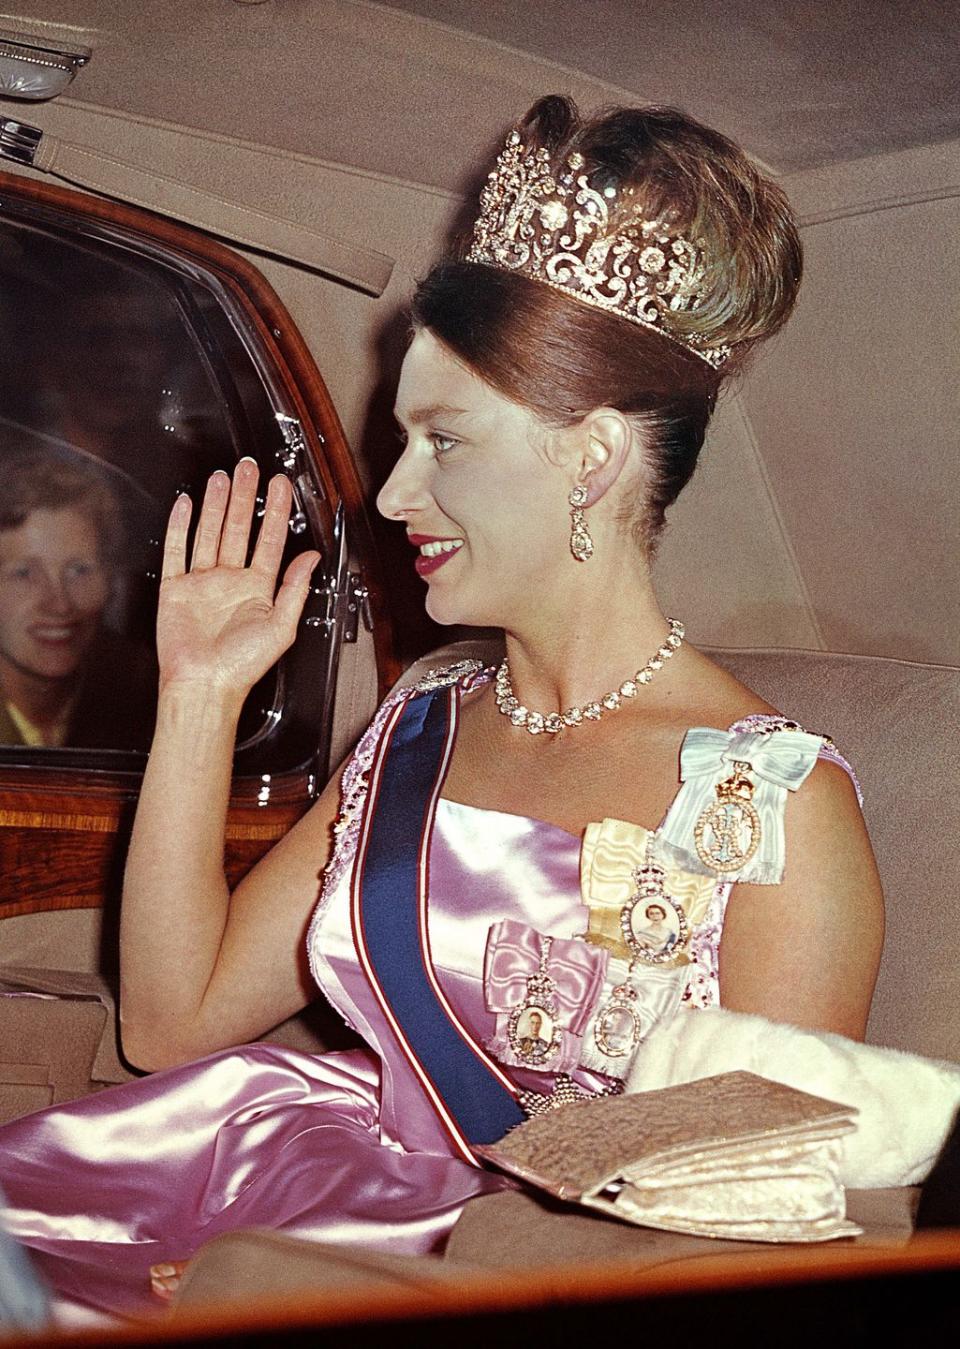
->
[393, 403, 469, 426]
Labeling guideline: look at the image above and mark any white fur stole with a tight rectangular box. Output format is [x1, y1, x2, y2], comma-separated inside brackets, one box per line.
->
[625, 1008, 960, 1188]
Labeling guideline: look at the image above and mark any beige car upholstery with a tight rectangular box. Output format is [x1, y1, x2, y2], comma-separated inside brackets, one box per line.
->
[167, 1186, 919, 1316]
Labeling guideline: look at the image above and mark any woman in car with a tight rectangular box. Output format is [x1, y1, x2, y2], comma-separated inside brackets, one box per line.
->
[0, 443, 156, 752]
[0, 96, 883, 1317]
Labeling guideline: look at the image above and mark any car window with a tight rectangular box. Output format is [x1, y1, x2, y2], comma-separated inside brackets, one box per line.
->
[0, 188, 346, 781]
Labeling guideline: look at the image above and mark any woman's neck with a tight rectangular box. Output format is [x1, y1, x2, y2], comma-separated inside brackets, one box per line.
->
[500, 564, 678, 718]
[0, 657, 78, 731]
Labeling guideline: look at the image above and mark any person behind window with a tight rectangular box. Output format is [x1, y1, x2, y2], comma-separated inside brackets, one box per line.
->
[0, 443, 155, 750]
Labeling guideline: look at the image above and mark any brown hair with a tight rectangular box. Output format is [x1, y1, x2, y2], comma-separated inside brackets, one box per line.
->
[412, 96, 802, 548]
[0, 443, 123, 567]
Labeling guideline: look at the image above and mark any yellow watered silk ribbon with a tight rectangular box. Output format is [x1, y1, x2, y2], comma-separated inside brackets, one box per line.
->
[580, 818, 716, 961]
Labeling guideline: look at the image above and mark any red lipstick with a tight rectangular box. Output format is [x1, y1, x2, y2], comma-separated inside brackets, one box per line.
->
[408, 534, 464, 578]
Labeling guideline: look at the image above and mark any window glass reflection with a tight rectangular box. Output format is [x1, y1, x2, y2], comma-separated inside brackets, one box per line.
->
[0, 199, 328, 770]
[0, 439, 157, 749]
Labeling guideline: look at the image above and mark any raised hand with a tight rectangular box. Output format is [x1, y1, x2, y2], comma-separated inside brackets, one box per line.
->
[157, 459, 319, 701]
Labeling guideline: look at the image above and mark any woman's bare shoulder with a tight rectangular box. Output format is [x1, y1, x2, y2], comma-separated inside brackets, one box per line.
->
[663, 645, 780, 733]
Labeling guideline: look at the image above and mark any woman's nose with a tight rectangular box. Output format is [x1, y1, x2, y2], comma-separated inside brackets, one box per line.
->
[376, 444, 431, 521]
[37, 572, 75, 615]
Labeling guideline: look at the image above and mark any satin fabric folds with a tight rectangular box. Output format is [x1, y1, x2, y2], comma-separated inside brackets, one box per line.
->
[0, 799, 592, 1319]
[1, 1041, 512, 1319]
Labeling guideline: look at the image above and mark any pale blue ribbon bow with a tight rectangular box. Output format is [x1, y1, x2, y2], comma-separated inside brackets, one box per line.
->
[660, 727, 824, 885]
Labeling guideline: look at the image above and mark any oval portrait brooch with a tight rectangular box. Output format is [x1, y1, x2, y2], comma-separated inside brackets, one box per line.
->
[507, 936, 562, 1067]
[619, 857, 689, 965]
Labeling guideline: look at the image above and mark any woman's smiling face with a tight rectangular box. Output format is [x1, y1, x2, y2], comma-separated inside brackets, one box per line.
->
[379, 328, 570, 629]
[0, 506, 109, 685]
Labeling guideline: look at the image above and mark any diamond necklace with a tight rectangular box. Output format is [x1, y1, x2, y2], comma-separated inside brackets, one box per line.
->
[494, 618, 685, 736]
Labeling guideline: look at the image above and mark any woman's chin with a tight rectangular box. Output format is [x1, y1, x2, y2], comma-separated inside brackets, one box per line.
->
[423, 587, 495, 630]
[424, 592, 465, 627]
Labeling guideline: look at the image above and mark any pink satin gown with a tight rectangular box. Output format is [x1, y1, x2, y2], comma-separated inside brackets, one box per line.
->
[4, 683, 837, 1319]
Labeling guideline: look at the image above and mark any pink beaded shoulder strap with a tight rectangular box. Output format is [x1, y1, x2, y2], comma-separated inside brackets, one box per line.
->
[729, 713, 863, 804]
[323, 661, 492, 895]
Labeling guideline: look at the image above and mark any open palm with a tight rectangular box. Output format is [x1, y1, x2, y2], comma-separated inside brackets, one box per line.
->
[157, 461, 319, 700]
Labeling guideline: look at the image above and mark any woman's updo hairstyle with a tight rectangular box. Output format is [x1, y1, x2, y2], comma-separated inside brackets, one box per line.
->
[412, 95, 802, 549]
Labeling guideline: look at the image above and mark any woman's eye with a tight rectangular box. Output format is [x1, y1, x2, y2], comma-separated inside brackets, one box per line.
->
[65, 561, 98, 580]
[429, 432, 459, 456]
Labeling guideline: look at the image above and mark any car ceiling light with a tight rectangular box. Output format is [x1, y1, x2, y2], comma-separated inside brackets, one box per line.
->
[0, 31, 90, 102]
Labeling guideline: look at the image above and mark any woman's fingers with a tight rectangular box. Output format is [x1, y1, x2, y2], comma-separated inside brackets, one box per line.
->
[250, 473, 295, 582]
[190, 470, 231, 570]
[271, 549, 321, 641]
[149, 1259, 187, 1302]
[217, 457, 260, 568]
[161, 493, 192, 579]
[171, 465, 298, 591]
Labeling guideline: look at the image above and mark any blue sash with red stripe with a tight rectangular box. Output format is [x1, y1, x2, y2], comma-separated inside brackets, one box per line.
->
[351, 683, 525, 1162]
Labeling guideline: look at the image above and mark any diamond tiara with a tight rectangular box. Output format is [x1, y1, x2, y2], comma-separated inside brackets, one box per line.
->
[467, 129, 730, 370]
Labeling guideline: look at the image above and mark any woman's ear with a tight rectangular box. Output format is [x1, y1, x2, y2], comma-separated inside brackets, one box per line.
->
[576, 409, 635, 506]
